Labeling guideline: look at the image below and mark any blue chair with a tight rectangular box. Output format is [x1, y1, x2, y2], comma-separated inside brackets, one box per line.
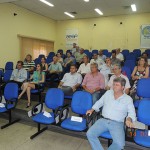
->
[0, 62, 13, 77]
[30, 88, 65, 139]
[124, 60, 136, 72]
[106, 52, 112, 58]
[122, 66, 132, 80]
[122, 49, 129, 59]
[1, 70, 13, 83]
[133, 100, 150, 148]
[133, 49, 141, 57]
[0, 83, 19, 129]
[60, 91, 93, 132]
[103, 49, 108, 55]
[92, 50, 98, 55]
[134, 78, 150, 108]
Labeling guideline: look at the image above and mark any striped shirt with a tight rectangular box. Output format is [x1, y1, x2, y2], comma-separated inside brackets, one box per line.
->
[23, 61, 35, 70]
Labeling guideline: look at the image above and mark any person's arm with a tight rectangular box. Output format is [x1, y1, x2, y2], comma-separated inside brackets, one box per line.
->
[10, 70, 15, 80]
[45, 63, 48, 71]
[58, 81, 64, 88]
[125, 88, 130, 95]
[77, 65, 82, 73]
[126, 98, 136, 128]
[72, 74, 82, 91]
[99, 73, 105, 90]
[22, 70, 27, 81]
[141, 67, 149, 78]
[131, 66, 138, 80]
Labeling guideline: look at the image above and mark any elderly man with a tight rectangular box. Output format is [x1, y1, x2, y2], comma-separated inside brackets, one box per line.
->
[106, 63, 131, 94]
[10, 61, 27, 87]
[75, 48, 86, 68]
[82, 63, 105, 104]
[77, 55, 91, 78]
[58, 64, 82, 96]
[111, 50, 121, 65]
[86, 77, 136, 150]
[90, 53, 105, 69]
[116, 48, 124, 62]
[98, 49, 106, 61]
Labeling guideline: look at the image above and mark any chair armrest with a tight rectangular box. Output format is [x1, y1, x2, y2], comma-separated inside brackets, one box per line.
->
[5, 98, 18, 110]
[58, 104, 70, 122]
[31, 102, 43, 116]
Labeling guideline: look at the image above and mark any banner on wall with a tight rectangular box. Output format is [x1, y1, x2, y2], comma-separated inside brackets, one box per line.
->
[140, 25, 150, 48]
[66, 29, 78, 49]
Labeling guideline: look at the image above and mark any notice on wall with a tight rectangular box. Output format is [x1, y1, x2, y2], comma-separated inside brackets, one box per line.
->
[66, 29, 78, 49]
[140, 25, 150, 48]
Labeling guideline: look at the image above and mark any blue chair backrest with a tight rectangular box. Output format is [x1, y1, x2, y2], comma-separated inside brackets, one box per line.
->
[122, 66, 131, 80]
[133, 49, 141, 57]
[106, 52, 112, 58]
[48, 52, 55, 58]
[92, 50, 98, 55]
[138, 99, 150, 125]
[45, 88, 64, 110]
[137, 78, 150, 98]
[71, 91, 92, 115]
[3, 70, 13, 82]
[103, 49, 108, 55]
[4, 83, 18, 101]
[5, 62, 13, 70]
[124, 60, 136, 72]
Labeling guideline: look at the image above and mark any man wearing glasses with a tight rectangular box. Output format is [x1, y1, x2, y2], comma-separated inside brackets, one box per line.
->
[106, 63, 130, 94]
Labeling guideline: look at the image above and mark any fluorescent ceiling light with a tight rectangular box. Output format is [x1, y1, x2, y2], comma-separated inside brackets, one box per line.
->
[94, 8, 103, 15]
[84, 0, 90, 2]
[39, 0, 54, 7]
[64, 12, 75, 18]
[131, 4, 136, 12]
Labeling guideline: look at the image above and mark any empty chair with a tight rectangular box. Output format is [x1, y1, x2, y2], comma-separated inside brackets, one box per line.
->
[30, 88, 64, 139]
[0, 70, 13, 83]
[122, 66, 132, 80]
[134, 78, 150, 108]
[124, 60, 136, 72]
[5, 62, 13, 70]
[133, 100, 150, 148]
[102, 49, 108, 55]
[0, 83, 19, 129]
[60, 91, 93, 131]
[92, 49, 98, 55]
[145, 49, 150, 55]
[106, 52, 112, 58]
[133, 49, 141, 57]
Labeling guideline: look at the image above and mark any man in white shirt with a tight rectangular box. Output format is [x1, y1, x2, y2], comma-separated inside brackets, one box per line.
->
[86, 77, 136, 150]
[90, 53, 105, 68]
[10, 61, 27, 88]
[116, 48, 124, 62]
[106, 63, 131, 94]
[58, 64, 82, 96]
[77, 56, 91, 78]
[98, 50, 106, 61]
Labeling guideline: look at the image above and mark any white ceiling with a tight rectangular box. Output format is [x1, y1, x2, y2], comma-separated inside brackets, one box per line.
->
[1, 0, 150, 20]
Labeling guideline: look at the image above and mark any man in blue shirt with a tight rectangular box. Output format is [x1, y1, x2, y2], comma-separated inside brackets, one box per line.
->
[86, 77, 136, 150]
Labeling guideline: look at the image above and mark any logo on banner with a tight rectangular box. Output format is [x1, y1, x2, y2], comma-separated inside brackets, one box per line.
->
[142, 26, 150, 39]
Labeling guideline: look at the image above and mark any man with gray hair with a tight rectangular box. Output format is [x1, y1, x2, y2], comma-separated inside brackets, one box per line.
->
[82, 63, 105, 104]
[106, 63, 130, 94]
[86, 77, 136, 150]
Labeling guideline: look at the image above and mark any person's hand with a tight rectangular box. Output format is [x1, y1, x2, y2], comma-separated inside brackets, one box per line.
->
[58, 85, 62, 89]
[86, 109, 94, 116]
[126, 120, 135, 128]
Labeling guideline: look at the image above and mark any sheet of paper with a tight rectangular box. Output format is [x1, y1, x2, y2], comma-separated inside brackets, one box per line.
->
[148, 130, 150, 136]
[133, 121, 147, 130]
[0, 103, 5, 108]
[43, 111, 51, 118]
[71, 116, 83, 122]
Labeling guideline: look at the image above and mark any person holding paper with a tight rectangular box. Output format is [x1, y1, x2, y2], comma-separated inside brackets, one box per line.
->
[58, 64, 82, 96]
[86, 77, 136, 150]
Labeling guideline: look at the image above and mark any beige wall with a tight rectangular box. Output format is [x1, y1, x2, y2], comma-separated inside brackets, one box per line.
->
[0, 3, 56, 67]
[55, 13, 150, 52]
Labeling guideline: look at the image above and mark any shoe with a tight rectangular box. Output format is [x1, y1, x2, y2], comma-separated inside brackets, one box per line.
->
[26, 103, 31, 108]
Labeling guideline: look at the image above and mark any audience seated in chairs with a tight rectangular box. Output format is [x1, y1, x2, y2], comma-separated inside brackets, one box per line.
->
[82, 63, 105, 104]
[111, 50, 121, 65]
[106, 63, 131, 94]
[18, 64, 45, 108]
[90, 53, 105, 69]
[40, 56, 48, 72]
[98, 49, 106, 61]
[23, 54, 35, 74]
[58, 64, 82, 96]
[86, 77, 136, 150]
[10, 61, 27, 88]
[47, 56, 63, 84]
[74, 48, 86, 68]
[77, 55, 91, 78]
[130, 56, 149, 99]
[63, 52, 75, 73]
[99, 57, 112, 87]
[56, 52, 64, 65]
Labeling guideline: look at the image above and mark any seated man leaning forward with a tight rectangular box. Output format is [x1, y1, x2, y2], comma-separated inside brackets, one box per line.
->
[106, 63, 131, 94]
[82, 63, 105, 104]
[58, 64, 82, 96]
[86, 77, 136, 150]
